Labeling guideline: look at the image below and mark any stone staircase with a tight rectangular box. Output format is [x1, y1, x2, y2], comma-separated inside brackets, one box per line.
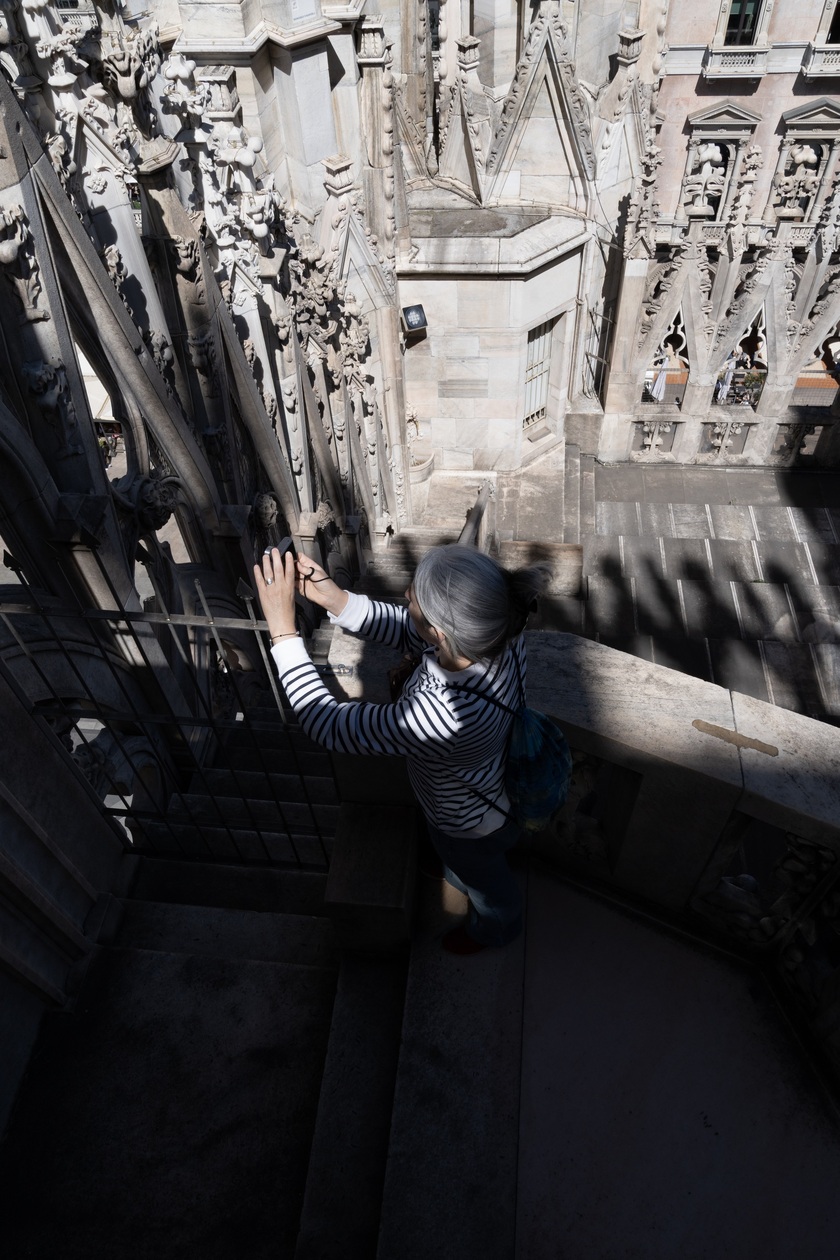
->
[133, 711, 338, 867]
[0, 855, 343, 1258]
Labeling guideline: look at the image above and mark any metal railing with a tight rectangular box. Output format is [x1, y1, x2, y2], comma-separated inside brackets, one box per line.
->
[0, 556, 335, 870]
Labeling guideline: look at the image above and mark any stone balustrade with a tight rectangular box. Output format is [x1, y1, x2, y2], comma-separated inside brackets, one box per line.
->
[702, 46, 770, 79]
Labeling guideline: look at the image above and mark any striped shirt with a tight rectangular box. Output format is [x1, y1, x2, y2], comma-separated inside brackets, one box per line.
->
[270, 591, 525, 837]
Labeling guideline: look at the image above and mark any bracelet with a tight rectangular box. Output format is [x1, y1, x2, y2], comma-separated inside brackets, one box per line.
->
[270, 632, 300, 644]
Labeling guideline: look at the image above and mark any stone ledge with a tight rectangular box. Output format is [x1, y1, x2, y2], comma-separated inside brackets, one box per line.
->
[325, 803, 418, 952]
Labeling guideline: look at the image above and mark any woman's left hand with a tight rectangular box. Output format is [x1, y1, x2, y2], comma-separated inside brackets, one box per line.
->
[254, 548, 298, 639]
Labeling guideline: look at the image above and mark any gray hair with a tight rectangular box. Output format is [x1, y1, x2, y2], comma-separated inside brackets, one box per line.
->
[412, 544, 551, 662]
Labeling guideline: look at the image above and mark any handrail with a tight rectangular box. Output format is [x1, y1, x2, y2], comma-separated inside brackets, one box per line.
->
[457, 480, 495, 550]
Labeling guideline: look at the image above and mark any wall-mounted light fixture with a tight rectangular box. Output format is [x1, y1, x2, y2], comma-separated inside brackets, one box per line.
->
[401, 304, 428, 334]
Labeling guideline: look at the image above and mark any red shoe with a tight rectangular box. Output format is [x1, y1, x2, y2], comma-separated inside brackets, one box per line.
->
[442, 923, 488, 955]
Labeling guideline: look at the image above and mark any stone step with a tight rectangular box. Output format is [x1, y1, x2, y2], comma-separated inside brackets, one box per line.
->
[187, 768, 339, 805]
[130, 820, 332, 867]
[117, 900, 338, 968]
[167, 792, 339, 835]
[585, 574, 840, 643]
[128, 856, 329, 916]
[580, 453, 596, 542]
[224, 744, 333, 776]
[294, 952, 409, 1260]
[0, 945, 336, 1259]
[376, 877, 526, 1260]
[563, 442, 580, 544]
[223, 723, 329, 760]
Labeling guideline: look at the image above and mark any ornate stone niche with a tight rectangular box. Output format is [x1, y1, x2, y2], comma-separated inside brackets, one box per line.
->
[678, 102, 762, 225]
[770, 422, 828, 465]
[631, 417, 679, 459]
[769, 100, 840, 224]
[699, 417, 754, 462]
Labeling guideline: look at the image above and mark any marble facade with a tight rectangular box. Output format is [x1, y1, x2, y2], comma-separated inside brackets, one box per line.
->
[0, 0, 839, 605]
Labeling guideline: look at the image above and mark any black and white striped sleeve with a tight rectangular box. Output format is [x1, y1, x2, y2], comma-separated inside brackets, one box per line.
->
[270, 638, 460, 757]
[329, 590, 426, 655]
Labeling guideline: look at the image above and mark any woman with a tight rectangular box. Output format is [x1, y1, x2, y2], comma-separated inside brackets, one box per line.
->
[254, 543, 549, 955]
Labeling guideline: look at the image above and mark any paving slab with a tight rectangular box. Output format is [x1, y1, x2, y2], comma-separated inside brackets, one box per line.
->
[377, 878, 526, 1260]
[790, 506, 838, 544]
[594, 464, 646, 502]
[517, 874, 840, 1260]
[816, 473, 840, 508]
[595, 499, 641, 537]
[129, 857, 329, 916]
[117, 900, 338, 967]
[732, 581, 798, 642]
[675, 468, 735, 504]
[649, 637, 714, 682]
[661, 537, 712, 580]
[0, 947, 337, 1260]
[641, 465, 687, 502]
[805, 540, 840, 585]
[620, 534, 668, 579]
[630, 572, 686, 637]
[582, 534, 623, 578]
[773, 470, 825, 507]
[708, 538, 760, 581]
[811, 642, 840, 719]
[707, 638, 770, 704]
[679, 580, 741, 641]
[669, 502, 712, 539]
[752, 504, 799, 541]
[707, 502, 755, 541]
[754, 539, 813, 585]
[584, 577, 635, 638]
[760, 641, 826, 717]
[724, 469, 783, 505]
[638, 500, 678, 537]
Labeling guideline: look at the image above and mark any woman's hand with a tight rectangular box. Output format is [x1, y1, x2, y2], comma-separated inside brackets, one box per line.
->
[254, 548, 298, 640]
[294, 555, 348, 617]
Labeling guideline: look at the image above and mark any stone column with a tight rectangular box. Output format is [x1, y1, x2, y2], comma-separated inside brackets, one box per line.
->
[600, 253, 650, 460]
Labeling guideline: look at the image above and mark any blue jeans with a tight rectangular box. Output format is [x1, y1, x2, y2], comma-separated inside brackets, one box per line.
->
[426, 816, 523, 946]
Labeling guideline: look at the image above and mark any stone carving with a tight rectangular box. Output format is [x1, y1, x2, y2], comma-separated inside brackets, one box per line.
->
[486, 1, 596, 179]
[682, 141, 727, 218]
[102, 243, 133, 317]
[807, 262, 840, 331]
[714, 258, 769, 349]
[98, 24, 162, 133]
[709, 418, 745, 458]
[0, 203, 49, 322]
[637, 247, 684, 346]
[22, 360, 83, 456]
[729, 143, 762, 229]
[624, 137, 661, 259]
[112, 469, 181, 536]
[771, 422, 819, 465]
[635, 417, 673, 457]
[73, 729, 162, 802]
[773, 144, 822, 220]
